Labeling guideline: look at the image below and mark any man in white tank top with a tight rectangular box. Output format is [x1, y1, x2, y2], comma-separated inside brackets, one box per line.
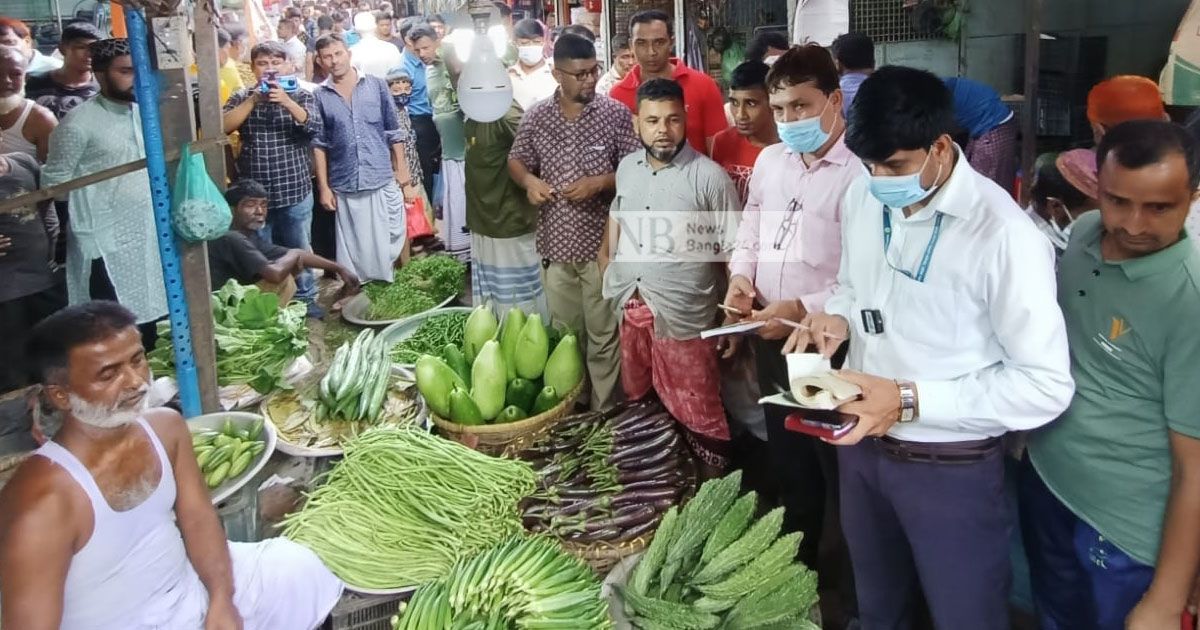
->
[0, 301, 343, 629]
[0, 45, 57, 162]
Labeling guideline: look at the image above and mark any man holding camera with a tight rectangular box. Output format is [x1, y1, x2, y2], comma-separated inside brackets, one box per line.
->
[222, 40, 322, 316]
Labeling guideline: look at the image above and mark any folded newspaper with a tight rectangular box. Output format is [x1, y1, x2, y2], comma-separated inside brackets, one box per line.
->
[758, 353, 862, 410]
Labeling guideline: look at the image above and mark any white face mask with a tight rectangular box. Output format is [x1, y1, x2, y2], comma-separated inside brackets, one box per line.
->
[0, 92, 24, 116]
[517, 45, 544, 66]
[1025, 203, 1073, 251]
[763, 55, 781, 66]
[68, 387, 149, 430]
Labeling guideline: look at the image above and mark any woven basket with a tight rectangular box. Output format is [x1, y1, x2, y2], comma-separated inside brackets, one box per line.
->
[430, 380, 585, 455]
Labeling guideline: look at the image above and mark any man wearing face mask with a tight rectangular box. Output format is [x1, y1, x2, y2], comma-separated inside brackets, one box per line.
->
[781, 66, 1075, 629]
[601, 78, 742, 474]
[42, 39, 167, 350]
[0, 302, 344, 629]
[720, 45, 861, 624]
[509, 19, 558, 111]
[1027, 152, 1097, 255]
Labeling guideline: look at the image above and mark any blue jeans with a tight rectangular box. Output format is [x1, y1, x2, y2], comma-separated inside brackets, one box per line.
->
[259, 191, 316, 302]
[1018, 456, 1155, 630]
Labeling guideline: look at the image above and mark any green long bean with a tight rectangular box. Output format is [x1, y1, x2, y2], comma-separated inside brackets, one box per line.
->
[389, 312, 469, 364]
[281, 427, 536, 589]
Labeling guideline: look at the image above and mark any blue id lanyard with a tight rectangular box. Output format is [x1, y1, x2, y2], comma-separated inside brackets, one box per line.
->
[882, 209, 944, 283]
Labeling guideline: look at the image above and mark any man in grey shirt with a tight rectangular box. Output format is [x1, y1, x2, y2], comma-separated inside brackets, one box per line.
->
[600, 78, 741, 474]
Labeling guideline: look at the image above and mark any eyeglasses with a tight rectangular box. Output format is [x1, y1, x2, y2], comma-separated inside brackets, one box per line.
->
[557, 65, 601, 82]
[773, 198, 802, 250]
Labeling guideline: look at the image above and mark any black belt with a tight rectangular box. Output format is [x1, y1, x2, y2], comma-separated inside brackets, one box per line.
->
[876, 435, 1001, 465]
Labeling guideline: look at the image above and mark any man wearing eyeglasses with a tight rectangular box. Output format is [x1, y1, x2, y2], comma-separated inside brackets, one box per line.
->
[608, 10, 727, 156]
[719, 44, 862, 625]
[508, 34, 641, 412]
[781, 66, 1074, 629]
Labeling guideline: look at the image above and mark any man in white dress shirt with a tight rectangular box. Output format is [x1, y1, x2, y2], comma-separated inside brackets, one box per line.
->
[783, 65, 1075, 629]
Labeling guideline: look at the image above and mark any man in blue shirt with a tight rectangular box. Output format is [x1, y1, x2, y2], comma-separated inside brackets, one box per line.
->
[311, 33, 420, 282]
[397, 19, 442, 202]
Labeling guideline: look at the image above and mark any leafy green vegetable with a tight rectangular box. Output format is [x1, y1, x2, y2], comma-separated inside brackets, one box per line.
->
[363, 255, 467, 321]
[149, 280, 308, 393]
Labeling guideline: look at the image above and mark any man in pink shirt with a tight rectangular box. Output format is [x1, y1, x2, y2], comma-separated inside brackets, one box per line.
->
[721, 44, 861, 626]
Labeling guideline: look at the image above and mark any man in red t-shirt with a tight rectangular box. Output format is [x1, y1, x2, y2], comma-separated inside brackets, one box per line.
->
[710, 61, 780, 204]
[608, 10, 727, 155]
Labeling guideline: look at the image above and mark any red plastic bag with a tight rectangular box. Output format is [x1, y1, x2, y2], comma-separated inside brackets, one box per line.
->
[405, 196, 434, 239]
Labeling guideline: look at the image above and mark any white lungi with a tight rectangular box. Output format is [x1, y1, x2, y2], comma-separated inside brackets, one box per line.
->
[334, 181, 408, 282]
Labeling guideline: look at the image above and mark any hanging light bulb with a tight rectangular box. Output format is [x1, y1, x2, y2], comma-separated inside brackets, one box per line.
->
[457, 0, 513, 123]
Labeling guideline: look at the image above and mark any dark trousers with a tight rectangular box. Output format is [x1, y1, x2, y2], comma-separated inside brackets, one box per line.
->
[1017, 456, 1155, 630]
[752, 337, 856, 623]
[0, 283, 67, 392]
[410, 114, 441, 204]
[310, 178, 337, 262]
[839, 439, 1011, 630]
[89, 258, 160, 351]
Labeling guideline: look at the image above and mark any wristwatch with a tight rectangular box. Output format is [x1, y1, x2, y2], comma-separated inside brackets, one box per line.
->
[895, 380, 918, 423]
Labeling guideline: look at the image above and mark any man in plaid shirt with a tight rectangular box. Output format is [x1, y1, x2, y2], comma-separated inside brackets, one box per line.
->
[223, 40, 323, 316]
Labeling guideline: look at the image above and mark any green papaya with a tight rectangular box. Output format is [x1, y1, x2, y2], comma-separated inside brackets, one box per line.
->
[505, 377, 538, 412]
[470, 340, 507, 421]
[498, 405, 528, 424]
[531, 386, 561, 415]
[498, 308, 527, 380]
[415, 355, 467, 419]
[449, 388, 485, 425]
[463, 304, 499, 364]
[514, 314, 550, 380]
[544, 333, 583, 397]
[442, 343, 472, 387]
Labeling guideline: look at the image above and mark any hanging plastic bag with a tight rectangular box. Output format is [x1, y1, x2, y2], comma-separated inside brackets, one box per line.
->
[406, 195, 434, 240]
[171, 143, 232, 242]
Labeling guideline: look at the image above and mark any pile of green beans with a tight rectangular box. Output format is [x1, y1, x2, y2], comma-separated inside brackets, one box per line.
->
[390, 312, 469, 364]
[281, 427, 536, 589]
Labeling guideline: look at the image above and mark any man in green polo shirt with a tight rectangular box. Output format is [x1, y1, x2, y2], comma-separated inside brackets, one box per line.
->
[1022, 119, 1200, 630]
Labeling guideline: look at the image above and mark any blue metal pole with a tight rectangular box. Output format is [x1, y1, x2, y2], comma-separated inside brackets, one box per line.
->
[126, 10, 203, 418]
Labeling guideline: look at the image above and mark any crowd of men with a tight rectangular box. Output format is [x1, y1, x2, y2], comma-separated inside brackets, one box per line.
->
[1, 3, 1200, 630]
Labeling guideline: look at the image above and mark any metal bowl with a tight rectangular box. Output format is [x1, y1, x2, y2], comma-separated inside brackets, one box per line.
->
[186, 411, 277, 505]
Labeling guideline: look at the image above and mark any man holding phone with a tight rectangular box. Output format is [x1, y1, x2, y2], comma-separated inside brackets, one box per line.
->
[782, 67, 1074, 629]
[223, 40, 322, 316]
[720, 44, 861, 625]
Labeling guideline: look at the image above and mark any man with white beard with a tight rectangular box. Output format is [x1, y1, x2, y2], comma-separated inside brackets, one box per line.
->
[0, 45, 58, 162]
[0, 302, 344, 629]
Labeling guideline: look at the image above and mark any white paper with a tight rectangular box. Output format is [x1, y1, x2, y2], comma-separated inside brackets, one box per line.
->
[699, 320, 766, 339]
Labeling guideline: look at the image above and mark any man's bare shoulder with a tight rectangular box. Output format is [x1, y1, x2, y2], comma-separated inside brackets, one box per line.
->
[0, 454, 79, 543]
[141, 407, 188, 452]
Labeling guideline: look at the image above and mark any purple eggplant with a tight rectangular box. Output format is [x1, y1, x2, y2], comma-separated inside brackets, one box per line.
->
[577, 504, 659, 532]
[615, 514, 664, 542]
[610, 430, 680, 465]
[610, 487, 680, 507]
[618, 458, 682, 483]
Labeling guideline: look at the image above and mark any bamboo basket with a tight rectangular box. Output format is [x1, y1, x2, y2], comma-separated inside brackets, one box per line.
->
[430, 380, 585, 455]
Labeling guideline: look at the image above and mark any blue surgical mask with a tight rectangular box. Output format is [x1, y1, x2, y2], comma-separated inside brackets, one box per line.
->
[776, 100, 831, 154]
[868, 149, 942, 209]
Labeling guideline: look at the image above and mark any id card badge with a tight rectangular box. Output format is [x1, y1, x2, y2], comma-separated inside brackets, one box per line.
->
[860, 309, 884, 335]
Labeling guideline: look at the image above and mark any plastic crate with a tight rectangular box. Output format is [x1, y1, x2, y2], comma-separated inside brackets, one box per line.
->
[329, 592, 407, 630]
